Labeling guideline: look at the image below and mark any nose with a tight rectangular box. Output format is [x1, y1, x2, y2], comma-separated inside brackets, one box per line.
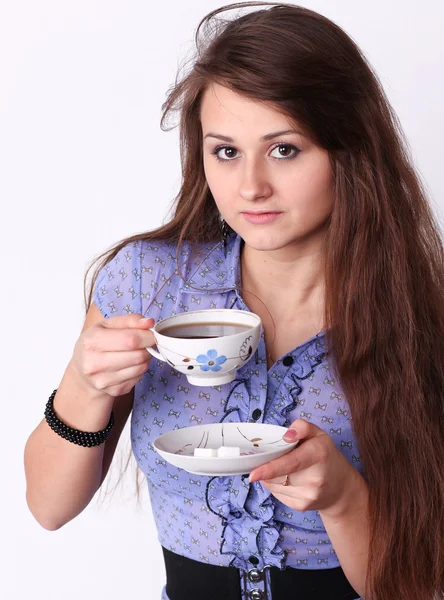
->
[238, 158, 272, 202]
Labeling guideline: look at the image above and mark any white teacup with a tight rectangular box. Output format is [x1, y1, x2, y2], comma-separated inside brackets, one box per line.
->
[147, 309, 262, 386]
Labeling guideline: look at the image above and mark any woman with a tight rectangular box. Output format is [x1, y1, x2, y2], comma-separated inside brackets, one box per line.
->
[24, 2, 444, 599]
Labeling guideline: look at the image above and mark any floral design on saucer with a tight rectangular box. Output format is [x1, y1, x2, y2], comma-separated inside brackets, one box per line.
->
[173, 424, 288, 456]
[154, 423, 298, 476]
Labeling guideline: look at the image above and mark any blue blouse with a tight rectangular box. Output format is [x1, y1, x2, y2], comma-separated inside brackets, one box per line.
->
[93, 232, 363, 600]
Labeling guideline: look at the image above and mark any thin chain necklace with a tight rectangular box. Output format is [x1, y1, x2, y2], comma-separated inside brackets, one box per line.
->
[240, 248, 278, 367]
[239, 289, 276, 366]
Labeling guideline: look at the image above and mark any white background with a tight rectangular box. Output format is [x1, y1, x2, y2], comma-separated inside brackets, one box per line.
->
[1, 1, 443, 598]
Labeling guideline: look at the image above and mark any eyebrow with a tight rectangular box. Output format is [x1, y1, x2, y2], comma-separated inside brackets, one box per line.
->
[203, 129, 304, 143]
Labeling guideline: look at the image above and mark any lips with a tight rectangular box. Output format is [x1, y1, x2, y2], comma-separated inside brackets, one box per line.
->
[241, 211, 281, 215]
[241, 211, 282, 224]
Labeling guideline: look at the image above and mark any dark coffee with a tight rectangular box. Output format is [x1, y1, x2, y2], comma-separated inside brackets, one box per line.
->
[160, 322, 252, 339]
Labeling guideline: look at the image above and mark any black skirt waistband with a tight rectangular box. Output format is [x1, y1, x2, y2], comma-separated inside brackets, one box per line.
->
[162, 546, 360, 600]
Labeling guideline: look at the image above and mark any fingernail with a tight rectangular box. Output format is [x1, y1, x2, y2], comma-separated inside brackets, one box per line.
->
[283, 428, 298, 441]
[249, 470, 261, 483]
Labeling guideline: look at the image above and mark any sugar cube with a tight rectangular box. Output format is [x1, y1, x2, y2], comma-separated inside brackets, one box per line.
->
[217, 446, 240, 458]
[193, 447, 218, 457]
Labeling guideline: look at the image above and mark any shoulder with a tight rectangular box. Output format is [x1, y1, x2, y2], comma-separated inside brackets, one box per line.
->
[92, 238, 178, 318]
[139, 236, 233, 318]
[138, 236, 234, 289]
[93, 234, 238, 320]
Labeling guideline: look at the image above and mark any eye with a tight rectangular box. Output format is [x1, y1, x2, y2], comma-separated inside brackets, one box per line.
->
[269, 143, 300, 160]
[210, 143, 300, 163]
[211, 146, 239, 161]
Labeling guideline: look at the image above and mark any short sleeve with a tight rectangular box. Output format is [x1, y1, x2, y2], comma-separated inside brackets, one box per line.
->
[93, 240, 143, 318]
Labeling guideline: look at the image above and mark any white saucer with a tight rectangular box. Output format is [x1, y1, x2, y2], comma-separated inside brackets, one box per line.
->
[153, 422, 298, 476]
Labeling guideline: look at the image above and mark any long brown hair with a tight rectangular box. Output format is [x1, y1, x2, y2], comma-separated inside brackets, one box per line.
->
[87, 3, 444, 598]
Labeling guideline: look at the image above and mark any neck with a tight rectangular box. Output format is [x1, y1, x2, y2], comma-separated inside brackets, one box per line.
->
[240, 240, 325, 320]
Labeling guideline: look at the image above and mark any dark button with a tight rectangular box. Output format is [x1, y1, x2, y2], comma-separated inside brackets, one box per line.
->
[247, 568, 263, 583]
[252, 408, 262, 421]
[249, 590, 264, 600]
[248, 555, 259, 565]
[282, 355, 294, 367]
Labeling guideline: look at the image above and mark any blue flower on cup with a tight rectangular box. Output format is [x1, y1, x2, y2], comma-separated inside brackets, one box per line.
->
[197, 349, 227, 372]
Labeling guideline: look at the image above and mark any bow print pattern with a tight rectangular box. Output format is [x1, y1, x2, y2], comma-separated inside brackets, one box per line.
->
[93, 234, 364, 577]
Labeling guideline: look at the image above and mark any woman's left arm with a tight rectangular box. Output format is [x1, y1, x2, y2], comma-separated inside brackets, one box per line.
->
[318, 468, 370, 598]
[248, 419, 370, 598]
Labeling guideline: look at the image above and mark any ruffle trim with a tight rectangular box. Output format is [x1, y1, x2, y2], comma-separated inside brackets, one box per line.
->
[264, 335, 327, 428]
[204, 335, 327, 570]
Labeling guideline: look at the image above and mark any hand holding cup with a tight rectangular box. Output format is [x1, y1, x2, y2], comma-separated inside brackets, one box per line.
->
[71, 314, 156, 398]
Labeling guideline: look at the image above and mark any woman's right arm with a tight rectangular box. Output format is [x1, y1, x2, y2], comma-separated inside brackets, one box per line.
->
[24, 303, 155, 530]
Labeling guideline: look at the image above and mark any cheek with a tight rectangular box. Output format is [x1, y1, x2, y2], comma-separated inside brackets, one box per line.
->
[291, 159, 334, 218]
[204, 160, 232, 207]
[285, 182, 333, 221]
[313, 174, 334, 216]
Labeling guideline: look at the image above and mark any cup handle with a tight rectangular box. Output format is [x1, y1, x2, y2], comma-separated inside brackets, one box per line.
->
[147, 328, 165, 362]
[147, 346, 165, 361]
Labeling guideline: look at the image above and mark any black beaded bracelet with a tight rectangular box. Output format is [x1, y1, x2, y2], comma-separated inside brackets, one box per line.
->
[44, 389, 115, 447]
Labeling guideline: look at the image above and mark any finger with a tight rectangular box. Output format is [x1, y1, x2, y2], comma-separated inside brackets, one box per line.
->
[82, 349, 151, 375]
[261, 471, 306, 488]
[92, 362, 150, 392]
[84, 326, 156, 353]
[283, 418, 326, 442]
[260, 479, 304, 501]
[261, 477, 296, 493]
[249, 451, 300, 483]
[249, 439, 320, 483]
[101, 314, 155, 329]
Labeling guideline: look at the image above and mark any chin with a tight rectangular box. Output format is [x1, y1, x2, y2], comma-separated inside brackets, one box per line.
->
[236, 219, 329, 252]
[239, 229, 296, 251]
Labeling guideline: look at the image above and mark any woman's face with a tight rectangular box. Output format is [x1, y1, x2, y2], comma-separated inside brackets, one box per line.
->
[201, 83, 334, 254]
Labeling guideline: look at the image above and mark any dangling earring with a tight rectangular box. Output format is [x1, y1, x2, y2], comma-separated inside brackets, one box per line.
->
[220, 216, 229, 244]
